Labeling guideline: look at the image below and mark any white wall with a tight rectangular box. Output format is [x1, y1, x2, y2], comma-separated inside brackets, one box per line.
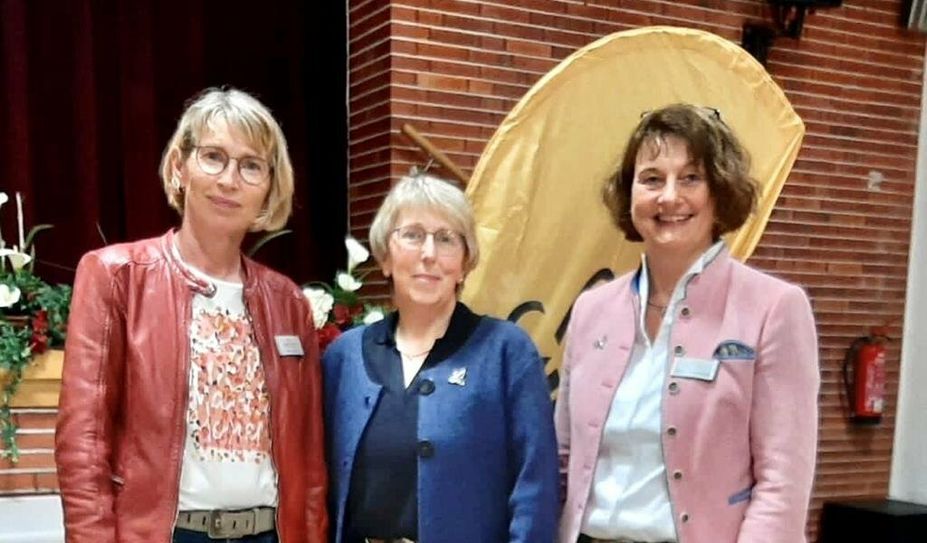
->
[889, 41, 927, 505]
[0, 495, 64, 543]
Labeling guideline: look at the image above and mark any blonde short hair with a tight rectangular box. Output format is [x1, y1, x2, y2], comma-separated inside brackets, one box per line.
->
[159, 87, 294, 231]
[369, 174, 480, 273]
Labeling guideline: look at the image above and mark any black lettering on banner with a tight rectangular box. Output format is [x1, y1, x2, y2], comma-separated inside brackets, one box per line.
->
[506, 268, 615, 393]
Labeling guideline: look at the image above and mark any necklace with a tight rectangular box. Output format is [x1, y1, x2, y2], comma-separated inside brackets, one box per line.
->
[397, 346, 432, 359]
[647, 299, 667, 311]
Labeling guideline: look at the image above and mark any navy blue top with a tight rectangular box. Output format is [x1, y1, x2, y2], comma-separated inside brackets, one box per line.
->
[346, 303, 480, 540]
[323, 302, 559, 543]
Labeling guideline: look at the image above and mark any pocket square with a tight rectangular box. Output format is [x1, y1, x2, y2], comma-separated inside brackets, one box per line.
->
[714, 340, 756, 360]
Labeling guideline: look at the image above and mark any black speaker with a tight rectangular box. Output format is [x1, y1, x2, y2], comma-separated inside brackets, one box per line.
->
[820, 499, 927, 543]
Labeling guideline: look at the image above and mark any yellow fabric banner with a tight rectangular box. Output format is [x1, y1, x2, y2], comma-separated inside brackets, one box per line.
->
[460, 27, 804, 382]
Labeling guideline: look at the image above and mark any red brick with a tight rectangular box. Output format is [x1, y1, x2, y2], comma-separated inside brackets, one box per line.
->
[0, 472, 36, 494]
[504, 39, 552, 58]
[416, 73, 469, 92]
[1, 451, 54, 470]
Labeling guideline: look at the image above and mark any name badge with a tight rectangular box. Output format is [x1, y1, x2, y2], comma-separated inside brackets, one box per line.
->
[274, 335, 305, 357]
[671, 356, 719, 382]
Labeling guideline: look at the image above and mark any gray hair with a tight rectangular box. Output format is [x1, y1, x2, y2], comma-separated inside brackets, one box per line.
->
[369, 173, 480, 273]
[159, 87, 294, 231]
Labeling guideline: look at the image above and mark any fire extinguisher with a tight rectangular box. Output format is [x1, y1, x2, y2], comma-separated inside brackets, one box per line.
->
[842, 327, 888, 425]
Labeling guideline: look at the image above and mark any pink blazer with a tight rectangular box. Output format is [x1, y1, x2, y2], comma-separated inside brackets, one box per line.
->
[555, 248, 819, 543]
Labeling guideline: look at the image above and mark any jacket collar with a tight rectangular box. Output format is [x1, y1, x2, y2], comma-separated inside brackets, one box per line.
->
[368, 301, 482, 367]
[159, 229, 259, 298]
[632, 241, 727, 295]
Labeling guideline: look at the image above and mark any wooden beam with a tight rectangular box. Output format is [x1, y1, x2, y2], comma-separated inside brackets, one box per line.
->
[400, 123, 469, 185]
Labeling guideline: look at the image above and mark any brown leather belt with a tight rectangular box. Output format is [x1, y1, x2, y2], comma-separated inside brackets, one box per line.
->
[176, 507, 275, 539]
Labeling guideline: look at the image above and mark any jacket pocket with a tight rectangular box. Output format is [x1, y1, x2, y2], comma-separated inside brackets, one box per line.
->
[714, 340, 756, 361]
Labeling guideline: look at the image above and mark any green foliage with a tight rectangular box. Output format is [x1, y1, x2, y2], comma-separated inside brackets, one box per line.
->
[0, 268, 71, 462]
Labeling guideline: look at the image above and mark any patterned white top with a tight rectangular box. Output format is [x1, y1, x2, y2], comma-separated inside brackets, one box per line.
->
[176, 257, 277, 510]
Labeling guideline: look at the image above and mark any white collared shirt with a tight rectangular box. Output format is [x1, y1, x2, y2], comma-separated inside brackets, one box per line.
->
[580, 242, 724, 541]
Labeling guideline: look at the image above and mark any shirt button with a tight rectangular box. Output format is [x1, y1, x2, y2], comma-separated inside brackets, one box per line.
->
[418, 379, 435, 395]
[417, 440, 434, 458]
[673, 470, 683, 480]
[667, 426, 678, 437]
[680, 306, 691, 317]
[668, 381, 680, 395]
[681, 512, 690, 523]
[674, 345, 685, 356]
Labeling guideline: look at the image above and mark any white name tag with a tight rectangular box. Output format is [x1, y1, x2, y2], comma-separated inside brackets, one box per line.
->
[671, 356, 720, 382]
[274, 335, 305, 357]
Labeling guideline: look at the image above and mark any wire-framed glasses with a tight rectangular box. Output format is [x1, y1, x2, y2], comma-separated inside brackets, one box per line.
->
[194, 146, 271, 186]
[391, 225, 465, 256]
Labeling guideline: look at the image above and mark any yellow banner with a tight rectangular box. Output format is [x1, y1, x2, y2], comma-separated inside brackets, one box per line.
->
[461, 27, 804, 385]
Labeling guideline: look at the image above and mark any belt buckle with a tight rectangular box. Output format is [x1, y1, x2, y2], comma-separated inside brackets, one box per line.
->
[207, 509, 255, 539]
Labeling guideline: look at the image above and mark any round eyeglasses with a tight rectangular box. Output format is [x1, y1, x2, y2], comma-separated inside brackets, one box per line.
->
[391, 225, 465, 256]
[194, 146, 271, 186]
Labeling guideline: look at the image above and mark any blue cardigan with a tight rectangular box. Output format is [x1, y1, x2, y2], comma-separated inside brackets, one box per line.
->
[322, 308, 559, 543]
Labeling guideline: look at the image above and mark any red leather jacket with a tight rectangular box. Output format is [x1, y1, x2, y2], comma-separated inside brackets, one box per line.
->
[55, 230, 327, 543]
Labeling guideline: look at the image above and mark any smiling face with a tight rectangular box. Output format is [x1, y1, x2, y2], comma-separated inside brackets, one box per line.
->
[174, 117, 271, 239]
[380, 207, 466, 313]
[630, 134, 717, 260]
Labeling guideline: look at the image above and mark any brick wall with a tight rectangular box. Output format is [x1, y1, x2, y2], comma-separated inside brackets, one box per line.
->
[347, 0, 925, 539]
[1, 410, 58, 494]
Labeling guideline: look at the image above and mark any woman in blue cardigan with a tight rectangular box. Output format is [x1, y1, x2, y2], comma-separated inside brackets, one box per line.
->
[323, 173, 559, 543]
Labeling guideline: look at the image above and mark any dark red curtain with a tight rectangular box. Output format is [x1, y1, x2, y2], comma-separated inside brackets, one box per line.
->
[0, 0, 347, 285]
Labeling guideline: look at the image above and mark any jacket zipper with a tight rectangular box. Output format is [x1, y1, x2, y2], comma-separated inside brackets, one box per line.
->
[242, 289, 284, 543]
[168, 291, 194, 542]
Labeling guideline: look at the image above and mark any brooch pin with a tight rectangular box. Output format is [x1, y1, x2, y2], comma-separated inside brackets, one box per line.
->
[593, 335, 608, 350]
[448, 367, 467, 386]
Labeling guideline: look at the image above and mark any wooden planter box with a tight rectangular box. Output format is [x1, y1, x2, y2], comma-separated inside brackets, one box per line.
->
[9, 349, 63, 408]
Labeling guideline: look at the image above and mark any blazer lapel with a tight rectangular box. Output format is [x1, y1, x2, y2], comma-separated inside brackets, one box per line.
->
[574, 278, 637, 451]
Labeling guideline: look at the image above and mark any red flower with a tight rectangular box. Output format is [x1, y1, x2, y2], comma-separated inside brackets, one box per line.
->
[332, 304, 352, 326]
[317, 323, 342, 353]
[30, 310, 49, 354]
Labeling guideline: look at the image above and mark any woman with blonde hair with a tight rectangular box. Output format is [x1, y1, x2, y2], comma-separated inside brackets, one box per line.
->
[56, 87, 327, 543]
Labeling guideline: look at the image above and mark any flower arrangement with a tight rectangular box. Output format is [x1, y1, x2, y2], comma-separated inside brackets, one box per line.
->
[0, 192, 72, 461]
[302, 237, 385, 352]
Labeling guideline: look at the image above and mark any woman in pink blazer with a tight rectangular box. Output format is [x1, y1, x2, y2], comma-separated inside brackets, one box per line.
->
[555, 104, 819, 543]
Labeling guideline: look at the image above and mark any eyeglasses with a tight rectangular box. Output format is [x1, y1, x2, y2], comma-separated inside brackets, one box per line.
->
[194, 146, 271, 186]
[391, 225, 465, 256]
[640, 106, 722, 121]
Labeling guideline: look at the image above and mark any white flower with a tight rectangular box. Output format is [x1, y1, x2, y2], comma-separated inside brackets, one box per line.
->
[345, 237, 370, 273]
[302, 287, 334, 329]
[336, 272, 362, 292]
[362, 308, 385, 325]
[0, 192, 7, 246]
[0, 248, 32, 270]
[0, 283, 21, 308]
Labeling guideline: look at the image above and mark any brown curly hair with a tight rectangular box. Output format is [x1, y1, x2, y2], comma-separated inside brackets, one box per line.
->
[603, 104, 758, 242]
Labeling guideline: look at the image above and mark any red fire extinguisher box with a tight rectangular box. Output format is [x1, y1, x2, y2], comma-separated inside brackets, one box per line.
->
[819, 499, 927, 543]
